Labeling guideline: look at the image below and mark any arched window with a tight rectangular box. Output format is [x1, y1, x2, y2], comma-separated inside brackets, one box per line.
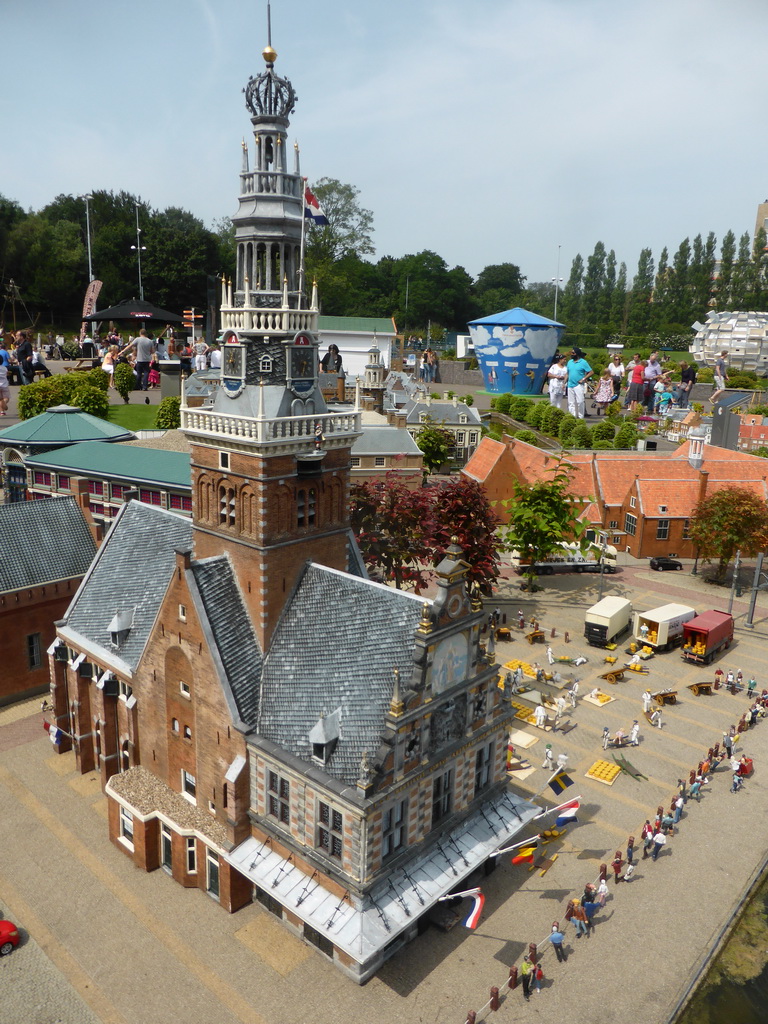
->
[297, 489, 306, 527]
[259, 354, 273, 374]
[307, 488, 317, 526]
[219, 485, 235, 526]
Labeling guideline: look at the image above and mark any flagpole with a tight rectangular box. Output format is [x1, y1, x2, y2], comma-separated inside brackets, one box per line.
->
[298, 173, 307, 309]
[491, 834, 542, 857]
[533, 795, 583, 820]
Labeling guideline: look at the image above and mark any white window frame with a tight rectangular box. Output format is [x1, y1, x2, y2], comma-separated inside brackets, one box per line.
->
[119, 806, 134, 851]
[161, 823, 173, 871]
[629, 496, 636, 509]
[179, 680, 191, 699]
[181, 770, 197, 805]
[186, 836, 197, 874]
[206, 849, 220, 899]
[178, 604, 187, 622]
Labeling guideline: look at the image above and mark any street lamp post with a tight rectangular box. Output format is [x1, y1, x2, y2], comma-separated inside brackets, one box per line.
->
[553, 244, 562, 320]
[79, 193, 94, 282]
[131, 202, 146, 301]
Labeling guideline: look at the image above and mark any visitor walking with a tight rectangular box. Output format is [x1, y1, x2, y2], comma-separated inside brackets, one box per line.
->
[547, 924, 567, 962]
[611, 851, 624, 883]
[565, 347, 593, 419]
[568, 681, 579, 708]
[651, 830, 667, 861]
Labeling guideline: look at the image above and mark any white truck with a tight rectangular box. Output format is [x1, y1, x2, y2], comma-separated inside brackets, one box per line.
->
[510, 541, 618, 577]
[633, 603, 697, 651]
[584, 596, 633, 648]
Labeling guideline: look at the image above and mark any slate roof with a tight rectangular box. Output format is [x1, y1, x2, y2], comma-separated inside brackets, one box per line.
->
[404, 399, 482, 427]
[26, 441, 191, 490]
[258, 564, 426, 784]
[61, 501, 193, 674]
[352, 426, 421, 456]
[0, 405, 134, 447]
[189, 555, 262, 730]
[0, 496, 97, 594]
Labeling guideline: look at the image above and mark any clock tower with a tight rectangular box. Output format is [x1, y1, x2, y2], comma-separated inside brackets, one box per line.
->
[182, 44, 361, 649]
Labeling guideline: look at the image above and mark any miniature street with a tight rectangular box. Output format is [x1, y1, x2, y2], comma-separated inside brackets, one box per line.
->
[2, 563, 768, 1024]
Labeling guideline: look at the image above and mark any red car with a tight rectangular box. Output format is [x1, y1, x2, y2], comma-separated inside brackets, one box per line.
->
[0, 919, 20, 955]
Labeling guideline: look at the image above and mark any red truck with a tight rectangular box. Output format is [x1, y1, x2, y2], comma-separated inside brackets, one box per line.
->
[681, 611, 734, 665]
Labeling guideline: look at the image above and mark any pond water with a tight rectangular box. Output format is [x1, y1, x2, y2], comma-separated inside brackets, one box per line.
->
[678, 875, 768, 1024]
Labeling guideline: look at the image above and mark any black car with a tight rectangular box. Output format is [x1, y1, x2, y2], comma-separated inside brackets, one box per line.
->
[650, 556, 683, 572]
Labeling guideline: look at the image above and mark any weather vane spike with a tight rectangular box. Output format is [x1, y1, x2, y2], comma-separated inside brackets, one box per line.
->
[267, 0, 272, 47]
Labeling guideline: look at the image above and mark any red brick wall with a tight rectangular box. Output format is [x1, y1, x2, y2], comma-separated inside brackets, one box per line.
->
[0, 582, 80, 704]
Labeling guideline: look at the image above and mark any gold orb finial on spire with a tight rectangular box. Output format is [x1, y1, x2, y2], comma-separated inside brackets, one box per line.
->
[263, 45, 277, 64]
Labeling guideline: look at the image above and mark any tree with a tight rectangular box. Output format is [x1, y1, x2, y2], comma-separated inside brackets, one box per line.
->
[688, 486, 768, 581]
[304, 177, 374, 268]
[627, 248, 654, 333]
[716, 230, 736, 307]
[415, 420, 454, 474]
[350, 475, 433, 589]
[428, 477, 502, 593]
[497, 460, 588, 590]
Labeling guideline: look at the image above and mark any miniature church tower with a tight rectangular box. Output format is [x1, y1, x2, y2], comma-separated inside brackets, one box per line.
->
[182, 43, 361, 648]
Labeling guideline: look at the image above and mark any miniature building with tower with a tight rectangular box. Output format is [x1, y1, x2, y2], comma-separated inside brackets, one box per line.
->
[47, 42, 535, 983]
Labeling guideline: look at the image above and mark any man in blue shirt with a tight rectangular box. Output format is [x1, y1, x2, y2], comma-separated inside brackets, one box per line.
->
[566, 347, 593, 419]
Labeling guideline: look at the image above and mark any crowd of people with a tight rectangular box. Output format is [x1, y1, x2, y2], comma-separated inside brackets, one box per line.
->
[546, 346, 711, 420]
[0, 324, 225, 397]
[499, 674, 768, 1009]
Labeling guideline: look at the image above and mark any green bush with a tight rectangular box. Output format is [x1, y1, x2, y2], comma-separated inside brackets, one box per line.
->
[460, 394, 474, 406]
[62, 341, 81, 359]
[558, 414, 579, 444]
[71, 384, 110, 419]
[494, 393, 512, 415]
[539, 405, 565, 436]
[509, 396, 533, 420]
[591, 419, 616, 441]
[524, 403, 545, 429]
[569, 422, 593, 448]
[592, 440, 615, 449]
[156, 396, 181, 430]
[514, 429, 539, 446]
[730, 373, 767, 391]
[86, 367, 110, 392]
[697, 366, 714, 383]
[114, 363, 136, 404]
[614, 422, 639, 449]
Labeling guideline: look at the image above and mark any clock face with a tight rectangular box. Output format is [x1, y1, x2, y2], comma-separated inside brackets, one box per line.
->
[289, 345, 316, 393]
[223, 346, 244, 378]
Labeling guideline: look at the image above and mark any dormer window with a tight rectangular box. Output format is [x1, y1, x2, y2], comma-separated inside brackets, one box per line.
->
[459, 414, 468, 423]
[309, 708, 341, 766]
[259, 354, 273, 374]
[107, 608, 134, 647]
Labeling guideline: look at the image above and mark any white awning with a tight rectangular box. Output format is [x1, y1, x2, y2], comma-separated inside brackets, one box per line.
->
[224, 787, 539, 967]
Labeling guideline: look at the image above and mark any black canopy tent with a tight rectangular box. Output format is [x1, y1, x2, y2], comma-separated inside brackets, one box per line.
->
[84, 299, 183, 323]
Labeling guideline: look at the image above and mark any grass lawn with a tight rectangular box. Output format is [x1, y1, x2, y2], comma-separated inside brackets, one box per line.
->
[108, 403, 159, 430]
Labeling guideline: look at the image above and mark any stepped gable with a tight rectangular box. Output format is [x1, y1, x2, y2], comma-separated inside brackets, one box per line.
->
[258, 563, 426, 784]
[188, 555, 263, 729]
[62, 501, 192, 671]
[0, 495, 96, 593]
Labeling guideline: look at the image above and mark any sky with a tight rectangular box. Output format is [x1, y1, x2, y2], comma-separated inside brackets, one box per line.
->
[5, 0, 768, 292]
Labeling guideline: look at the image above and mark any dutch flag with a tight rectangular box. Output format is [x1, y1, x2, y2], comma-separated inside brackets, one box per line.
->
[463, 890, 485, 930]
[304, 186, 329, 226]
[554, 798, 581, 827]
